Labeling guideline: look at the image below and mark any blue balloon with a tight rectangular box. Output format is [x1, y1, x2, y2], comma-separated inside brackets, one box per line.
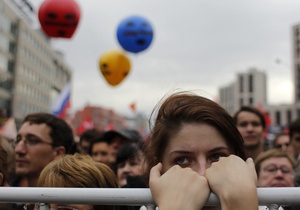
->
[117, 16, 154, 53]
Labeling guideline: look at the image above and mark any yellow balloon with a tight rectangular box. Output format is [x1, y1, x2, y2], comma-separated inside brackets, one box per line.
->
[99, 50, 131, 86]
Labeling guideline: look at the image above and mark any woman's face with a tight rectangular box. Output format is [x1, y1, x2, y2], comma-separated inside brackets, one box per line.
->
[162, 123, 233, 175]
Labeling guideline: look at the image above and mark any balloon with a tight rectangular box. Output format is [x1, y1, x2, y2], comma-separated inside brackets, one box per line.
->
[99, 50, 131, 86]
[38, 0, 80, 38]
[117, 16, 154, 53]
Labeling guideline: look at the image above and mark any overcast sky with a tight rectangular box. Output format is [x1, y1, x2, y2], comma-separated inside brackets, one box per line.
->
[30, 0, 300, 118]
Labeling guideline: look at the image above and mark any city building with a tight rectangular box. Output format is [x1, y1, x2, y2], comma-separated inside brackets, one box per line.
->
[264, 23, 300, 127]
[219, 68, 267, 115]
[293, 23, 300, 103]
[219, 67, 296, 127]
[219, 23, 300, 128]
[0, 0, 72, 126]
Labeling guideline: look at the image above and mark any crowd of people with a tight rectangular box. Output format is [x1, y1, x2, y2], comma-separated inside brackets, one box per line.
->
[0, 91, 300, 209]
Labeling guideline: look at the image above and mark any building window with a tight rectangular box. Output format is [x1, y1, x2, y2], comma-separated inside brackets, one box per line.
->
[7, 60, 14, 73]
[9, 42, 16, 54]
[287, 110, 292, 124]
[297, 109, 300, 118]
[240, 98, 243, 107]
[275, 111, 281, 126]
[249, 97, 253, 105]
[249, 74, 253, 92]
[10, 23, 17, 36]
[239, 76, 243, 93]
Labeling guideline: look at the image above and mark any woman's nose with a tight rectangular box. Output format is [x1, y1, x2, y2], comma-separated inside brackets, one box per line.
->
[195, 159, 207, 176]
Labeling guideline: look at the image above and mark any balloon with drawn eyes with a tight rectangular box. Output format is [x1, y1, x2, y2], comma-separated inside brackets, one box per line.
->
[99, 50, 131, 86]
[117, 16, 154, 53]
[38, 0, 81, 38]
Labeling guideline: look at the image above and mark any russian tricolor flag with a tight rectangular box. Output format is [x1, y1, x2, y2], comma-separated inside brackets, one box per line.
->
[51, 83, 71, 118]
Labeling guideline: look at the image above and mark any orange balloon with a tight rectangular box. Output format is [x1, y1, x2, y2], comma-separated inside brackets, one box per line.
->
[99, 50, 131, 86]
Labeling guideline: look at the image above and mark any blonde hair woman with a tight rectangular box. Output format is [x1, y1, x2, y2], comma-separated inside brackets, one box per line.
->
[36, 153, 118, 210]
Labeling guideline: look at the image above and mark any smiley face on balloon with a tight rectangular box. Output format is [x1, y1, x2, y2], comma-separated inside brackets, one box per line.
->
[38, 0, 81, 38]
[117, 16, 154, 53]
[99, 50, 131, 86]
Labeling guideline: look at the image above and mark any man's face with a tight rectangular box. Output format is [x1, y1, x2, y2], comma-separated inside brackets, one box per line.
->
[257, 157, 295, 187]
[79, 139, 90, 154]
[108, 136, 127, 164]
[274, 135, 295, 157]
[15, 122, 57, 178]
[91, 142, 110, 165]
[291, 132, 300, 158]
[236, 111, 264, 149]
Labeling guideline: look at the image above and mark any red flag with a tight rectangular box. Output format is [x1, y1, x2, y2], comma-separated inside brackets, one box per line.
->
[77, 118, 94, 135]
[129, 102, 136, 113]
[105, 122, 115, 131]
[257, 103, 272, 138]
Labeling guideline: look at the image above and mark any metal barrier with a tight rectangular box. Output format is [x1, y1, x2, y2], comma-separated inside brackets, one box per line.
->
[0, 187, 300, 210]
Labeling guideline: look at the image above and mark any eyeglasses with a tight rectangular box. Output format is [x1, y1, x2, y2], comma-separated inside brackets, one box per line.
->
[14, 134, 56, 147]
[263, 164, 293, 175]
[274, 142, 290, 149]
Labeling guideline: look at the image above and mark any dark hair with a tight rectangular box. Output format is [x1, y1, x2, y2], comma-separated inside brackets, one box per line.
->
[23, 113, 74, 154]
[116, 142, 145, 166]
[233, 106, 266, 129]
[273, 132, 289, 146]
[144, 92, 246, 177]
[0, 143, 8, 185]
[80, 129, 103, 144]
[103, 128, 142, 144]
[89, 136, 109, 155]
[288, 118, 300, 139]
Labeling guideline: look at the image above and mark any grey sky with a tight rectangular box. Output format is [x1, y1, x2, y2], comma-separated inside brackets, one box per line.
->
[31, 0, 300, 117]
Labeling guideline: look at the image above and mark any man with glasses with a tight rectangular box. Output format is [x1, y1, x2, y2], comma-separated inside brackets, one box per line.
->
[12, 113, 75, 210]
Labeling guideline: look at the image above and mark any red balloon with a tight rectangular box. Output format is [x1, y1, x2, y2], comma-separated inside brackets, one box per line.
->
[38, 0, 80, 38]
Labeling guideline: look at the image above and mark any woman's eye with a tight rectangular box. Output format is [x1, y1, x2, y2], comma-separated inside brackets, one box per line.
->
[175, 157, 190, 165]
[210, 153, 226, 162]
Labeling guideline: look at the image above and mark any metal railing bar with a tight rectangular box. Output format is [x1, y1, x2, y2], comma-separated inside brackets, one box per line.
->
[0, 187, 299, 206]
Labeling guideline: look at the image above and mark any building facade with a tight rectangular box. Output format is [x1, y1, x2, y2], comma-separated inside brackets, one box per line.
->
[0, 0, 72, 126]
[218, 67, 298, 127]
[264, 23, 300, 127]
[219, 23, 300, 128]
[293, 23, 300, 103]
[219, 68, 267, 115]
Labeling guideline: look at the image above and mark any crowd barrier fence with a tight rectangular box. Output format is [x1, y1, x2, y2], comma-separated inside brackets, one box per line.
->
[0, 187, 300, 210]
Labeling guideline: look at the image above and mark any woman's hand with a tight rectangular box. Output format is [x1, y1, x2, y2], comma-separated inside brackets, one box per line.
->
[149, 163, 210, 210]
[205, 155, 258, 210]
